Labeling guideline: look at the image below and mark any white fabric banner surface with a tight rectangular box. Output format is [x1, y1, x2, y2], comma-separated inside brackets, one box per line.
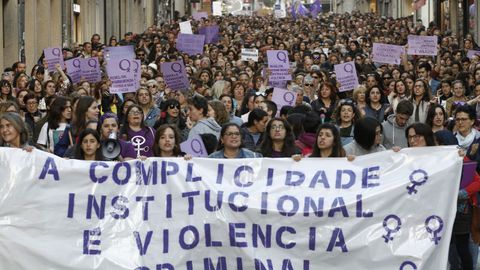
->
[0, 147, 462, 269]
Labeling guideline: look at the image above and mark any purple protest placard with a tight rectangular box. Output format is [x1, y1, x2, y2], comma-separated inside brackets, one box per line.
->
[334, 61, 359, 92]
[161, 60, 190, 92]
[44, 47, 65, 73]
[461, 161, 477, 189]
[133, 59, 141, 91]
[271, 87, 297, 110]
[80, 57, 102, 83]
[65, 58, 82, 84]
[372, 43, 404, 65]
[176, 34, 205, 56]
[198, 26, 219, 44]
[407, 35, 438, 56]
[104, 45, 135, 62]
[267, 50, 292, 82]
[467, 50, 480, 59]
[106, 58, 137, 94]
[193, 12, 208, 20]
[180, 135, 208, 157]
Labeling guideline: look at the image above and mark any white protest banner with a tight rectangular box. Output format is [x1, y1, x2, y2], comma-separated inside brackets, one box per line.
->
[0, 147, 462, 269]
[241, 48, 259, 62]
[274, 9, 287, 18]
[334, 61, 359, 92]
[372, 43, 404, 65]
[179, 21, 193, 34]
[407, 35, 438, 56]
[212, 1, 222, 16]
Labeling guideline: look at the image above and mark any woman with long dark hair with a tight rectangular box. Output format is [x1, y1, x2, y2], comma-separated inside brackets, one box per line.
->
[259, 118, 299, 158]
[36, 96, 72, 153]
[344, 117, 386, 156]
[310, 123, 346, 158]
[72, 96, 99, 139]
[73, 129, 104, 161]
[209, 123, 262, 158]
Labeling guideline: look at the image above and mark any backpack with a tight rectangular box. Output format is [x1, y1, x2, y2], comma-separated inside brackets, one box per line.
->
[48, 125, 74, 157]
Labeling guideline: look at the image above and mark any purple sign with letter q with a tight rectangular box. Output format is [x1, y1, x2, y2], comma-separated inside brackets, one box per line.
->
[180, 135, 208, 157]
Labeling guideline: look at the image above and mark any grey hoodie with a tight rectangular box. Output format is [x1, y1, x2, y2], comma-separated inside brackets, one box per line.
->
[188, 117, 221, 140]
[381, 114, 409, 149]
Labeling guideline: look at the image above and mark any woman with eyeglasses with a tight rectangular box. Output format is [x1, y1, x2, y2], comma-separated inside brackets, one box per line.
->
[446, 80, 469, 117]
[334, 99, 362, 146]
[135, 88, 160, 128]
[120, 104, 155, 158]
[208, 123, 262, 159]
[344, 117, 386, 156]
[364, 85, 390, 123]
[259, 118, 300, 158]
[409, 79, 433, 123]
[454, 105, 480, 150]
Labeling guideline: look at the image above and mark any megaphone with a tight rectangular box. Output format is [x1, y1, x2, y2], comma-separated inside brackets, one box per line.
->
[102, 132, 122, 160]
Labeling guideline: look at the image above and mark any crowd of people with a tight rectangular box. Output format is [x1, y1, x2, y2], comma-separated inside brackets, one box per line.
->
[1, 10, 480, 269]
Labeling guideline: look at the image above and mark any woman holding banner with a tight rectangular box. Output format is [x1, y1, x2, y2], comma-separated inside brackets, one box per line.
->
[120, 104, 155, 158]
[310, 123, 347, 158]
[153, 124, 183, 157]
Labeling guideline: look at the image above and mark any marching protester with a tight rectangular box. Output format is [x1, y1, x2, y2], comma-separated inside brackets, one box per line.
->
[73, 128, 104, 161]
[209, 123, 262, 158]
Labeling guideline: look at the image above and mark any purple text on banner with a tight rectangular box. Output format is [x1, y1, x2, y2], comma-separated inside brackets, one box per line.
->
[372, 43, 404, 65]
[80, 57, 102, 83]
[106, 58, 137, 94]
[271, 87, 297, 111]
[198, 26, 219, 44]
[161, 60, 190, 92]
[180, 135, 208, 157]
[407, 35, 438, 56]
[467, 50, 480, 59]
[192, 12, 208, 20]
[44, 47, 65, 73]
[334, 61, 359, 92]
[267, 50, 292, 82]
[104, 45, 135, 62]
[176, 34, 205, 56]
[65, 58, 82, 84]
[461, 161, 477, 189]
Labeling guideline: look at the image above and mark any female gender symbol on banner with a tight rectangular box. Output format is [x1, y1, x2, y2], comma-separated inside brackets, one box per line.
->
[191, 139, 204, 155]
[425, 215, 443, 245]
[343, 63, 354, 73]
[119, 59, 131, 72]
[283, 92, 295, 105]
[131, 135, 149, 158]
[406, 169, 428, 194]
[52, 48, 61, 57]
[73, 59, 81, 68]
[276, 51, 288, 63]
[399, 261, 417, 270]
[88, 58, 97, 68]
[382, 214, 402, 243]
[171, 63, 182, 73]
